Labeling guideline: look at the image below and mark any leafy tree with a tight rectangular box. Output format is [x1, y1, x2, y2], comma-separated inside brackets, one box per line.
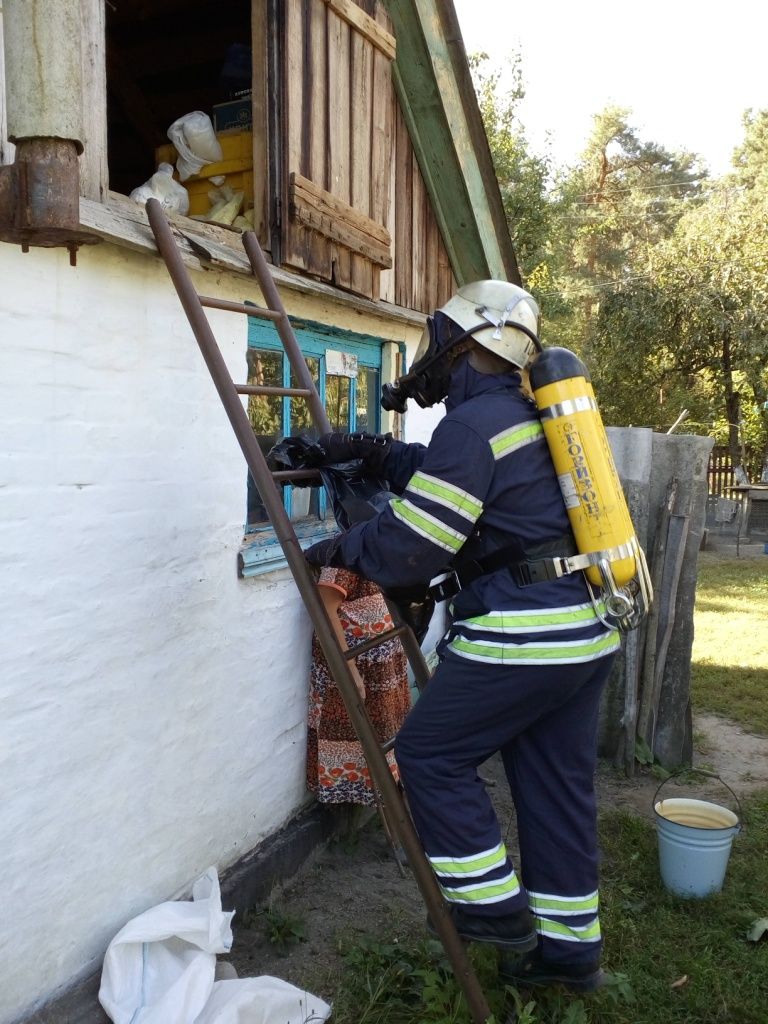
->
[595, 181, 768, 477]
[553, 107, 705, 350]
[468, 53, 556, 282]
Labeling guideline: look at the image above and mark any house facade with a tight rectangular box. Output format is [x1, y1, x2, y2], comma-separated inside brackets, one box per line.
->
[0, 2, 518, 1020]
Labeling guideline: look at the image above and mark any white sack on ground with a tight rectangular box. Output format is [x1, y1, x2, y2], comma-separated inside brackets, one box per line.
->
[98, 867, 331, 1024]
[193, 978, 331, 1024]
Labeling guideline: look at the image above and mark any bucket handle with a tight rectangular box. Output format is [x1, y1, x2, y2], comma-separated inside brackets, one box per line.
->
[653, 768, 744, 831]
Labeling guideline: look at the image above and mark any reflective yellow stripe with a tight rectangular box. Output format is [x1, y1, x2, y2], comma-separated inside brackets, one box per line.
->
[456, 603, 606, 635]
[407, 471, 484, 523]
[490, 421, 544, 460]
[430, 843, 507, 878]
[390, 497, 466, 553]
[534, 915, 601, 943]
[441, 869, 521, 905]
[529, 889, 599, 917]
[449, 630, 620, 665]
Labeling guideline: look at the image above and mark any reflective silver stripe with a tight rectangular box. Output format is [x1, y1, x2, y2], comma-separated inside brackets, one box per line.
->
[538, 395, 598, 420]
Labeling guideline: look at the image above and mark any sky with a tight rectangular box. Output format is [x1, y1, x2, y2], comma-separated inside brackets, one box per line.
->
[452, 0, 768, 177]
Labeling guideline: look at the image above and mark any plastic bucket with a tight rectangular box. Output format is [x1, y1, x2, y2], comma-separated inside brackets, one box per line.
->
[654, 795, 740, 897]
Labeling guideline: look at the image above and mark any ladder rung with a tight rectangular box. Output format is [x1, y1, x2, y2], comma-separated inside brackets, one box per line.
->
[235, 384, 313, 397]
[343, 626, 408, 660]
[271, 469, 322, 483]
[198, 295, 283, 322]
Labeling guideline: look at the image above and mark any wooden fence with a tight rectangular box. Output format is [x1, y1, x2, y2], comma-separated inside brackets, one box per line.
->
[707, 444, 762, 495]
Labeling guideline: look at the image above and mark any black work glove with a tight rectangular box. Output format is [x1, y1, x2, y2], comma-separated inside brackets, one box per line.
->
[317, 432, 393, 473]
[304, 534, 345, 568]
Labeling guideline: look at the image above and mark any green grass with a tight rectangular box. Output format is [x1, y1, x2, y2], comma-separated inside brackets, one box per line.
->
[691, 555, 768, 733]
[328, 795, 768, 1024]
[323, 556, 768, 1023]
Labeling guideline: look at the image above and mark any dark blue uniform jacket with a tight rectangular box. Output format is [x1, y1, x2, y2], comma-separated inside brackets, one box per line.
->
[337, 360, 620, 665]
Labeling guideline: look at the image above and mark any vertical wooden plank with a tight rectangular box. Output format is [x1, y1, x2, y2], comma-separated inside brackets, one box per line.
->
[0, 4, 16, 165]
[251, 0, 270, 245]
[349, 28, 373, 297]
[306, 0, 332, 277]
[366, 0, 393, 301]
[410, 149, 427, 312]
[394, 102, 412, 308]
[437, 234, 456, 307]
[424, 211, 440, 312]
[378, 90, 397, 303]
[326, 7, 351, 289]
[283, 0, 310, 270]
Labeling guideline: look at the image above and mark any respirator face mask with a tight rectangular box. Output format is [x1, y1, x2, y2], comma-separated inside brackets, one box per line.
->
[380, 308, 541, 414]
[380, 312, 479, 413]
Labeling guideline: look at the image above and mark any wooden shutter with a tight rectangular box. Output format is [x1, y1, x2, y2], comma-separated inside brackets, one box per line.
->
[282, 0, 394, 300]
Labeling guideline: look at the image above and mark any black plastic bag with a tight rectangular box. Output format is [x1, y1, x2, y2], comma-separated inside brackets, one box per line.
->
[266, 435, 435, 642]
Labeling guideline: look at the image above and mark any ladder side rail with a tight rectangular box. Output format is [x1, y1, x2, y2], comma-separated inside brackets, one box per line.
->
[242, 231, 331, 434]
[146, 200, 492, 1024]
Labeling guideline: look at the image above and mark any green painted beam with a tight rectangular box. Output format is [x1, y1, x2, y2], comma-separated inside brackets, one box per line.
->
[386, 0, 520, 286]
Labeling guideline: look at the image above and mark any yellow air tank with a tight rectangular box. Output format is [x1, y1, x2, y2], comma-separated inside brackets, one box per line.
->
[529, 347, 639, 591]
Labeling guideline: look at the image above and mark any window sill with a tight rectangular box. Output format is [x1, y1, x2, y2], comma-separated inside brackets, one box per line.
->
[78, 192, 425, 329]
[238, 518, 338, 579]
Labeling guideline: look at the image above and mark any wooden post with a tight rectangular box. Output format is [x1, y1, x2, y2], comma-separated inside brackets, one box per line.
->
[0, 3, 16, 165]
[79, 0, 109, 201]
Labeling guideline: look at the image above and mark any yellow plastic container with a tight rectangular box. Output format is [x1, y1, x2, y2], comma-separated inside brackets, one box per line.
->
[155, 131, 253, 216]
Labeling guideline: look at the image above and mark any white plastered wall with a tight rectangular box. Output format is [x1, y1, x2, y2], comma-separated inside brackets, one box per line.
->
[0, 238, 428, 1023]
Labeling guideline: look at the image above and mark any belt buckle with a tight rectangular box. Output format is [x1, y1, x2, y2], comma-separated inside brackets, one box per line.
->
[429, 571, 460, 602]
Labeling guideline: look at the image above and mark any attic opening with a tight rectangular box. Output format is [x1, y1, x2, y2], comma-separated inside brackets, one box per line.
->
[105, 0, 253, 202]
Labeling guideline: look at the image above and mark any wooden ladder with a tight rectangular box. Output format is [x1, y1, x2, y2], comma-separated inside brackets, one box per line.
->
[145, 198, 494, 1024]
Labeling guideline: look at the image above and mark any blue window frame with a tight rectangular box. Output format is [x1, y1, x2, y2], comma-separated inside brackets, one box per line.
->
[239, 317, 383, 578]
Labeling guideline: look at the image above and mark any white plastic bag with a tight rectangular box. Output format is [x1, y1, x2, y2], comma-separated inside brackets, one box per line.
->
[193, 978, 332, 1024]
[168, 111, 224, 181]
[129, 162, 190, 216]
[99, 867, 331, 1024]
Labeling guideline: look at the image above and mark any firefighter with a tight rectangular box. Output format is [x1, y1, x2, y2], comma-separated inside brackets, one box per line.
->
[304, 281, 619, 992]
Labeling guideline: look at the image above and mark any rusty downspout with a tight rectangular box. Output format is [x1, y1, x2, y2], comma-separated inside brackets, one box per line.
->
[0, 0, 98, 264]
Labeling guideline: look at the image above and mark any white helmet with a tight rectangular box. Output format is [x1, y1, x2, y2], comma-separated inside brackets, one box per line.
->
[438, 280, 540, 370]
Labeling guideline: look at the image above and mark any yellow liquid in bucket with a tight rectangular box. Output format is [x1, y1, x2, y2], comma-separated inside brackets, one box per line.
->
[655, 798, 738, 830]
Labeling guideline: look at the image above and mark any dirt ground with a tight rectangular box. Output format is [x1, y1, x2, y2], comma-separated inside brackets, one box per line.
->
[224, 710, 768, 998]
[223, 536, 768, 999]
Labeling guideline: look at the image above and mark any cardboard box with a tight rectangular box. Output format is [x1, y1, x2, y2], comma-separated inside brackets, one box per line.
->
[213, 96, 252, 133]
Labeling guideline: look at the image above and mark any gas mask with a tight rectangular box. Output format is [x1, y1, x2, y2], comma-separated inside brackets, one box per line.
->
[380, 312, 483, 414]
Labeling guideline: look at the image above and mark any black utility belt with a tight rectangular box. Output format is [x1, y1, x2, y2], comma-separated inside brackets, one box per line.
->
[427, 535, 582, 603]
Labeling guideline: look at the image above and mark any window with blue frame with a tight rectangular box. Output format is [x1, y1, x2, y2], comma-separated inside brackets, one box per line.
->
[240, 317, 383, 576]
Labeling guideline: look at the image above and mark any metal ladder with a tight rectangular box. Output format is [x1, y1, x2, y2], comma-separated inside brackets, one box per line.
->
[145, 199, 494, 1024]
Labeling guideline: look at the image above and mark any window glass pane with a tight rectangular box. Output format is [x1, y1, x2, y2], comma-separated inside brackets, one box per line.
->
[290, 356, 320, 521]
[325, 374, 351, 431]
[246, 348, 283, 525]
[290, 357, 320, 438]
[355, 368, 380, 433]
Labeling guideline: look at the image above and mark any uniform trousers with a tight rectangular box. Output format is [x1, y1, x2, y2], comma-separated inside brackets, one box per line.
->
[394, 650, 615, 965]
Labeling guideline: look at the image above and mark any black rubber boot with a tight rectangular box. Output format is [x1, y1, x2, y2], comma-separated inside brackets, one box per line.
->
[499, 948, 606, 993]
[427, 905, 538, 951]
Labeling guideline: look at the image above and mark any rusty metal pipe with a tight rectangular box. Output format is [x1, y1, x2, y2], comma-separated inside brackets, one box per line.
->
[147, 200, 492, 1024]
